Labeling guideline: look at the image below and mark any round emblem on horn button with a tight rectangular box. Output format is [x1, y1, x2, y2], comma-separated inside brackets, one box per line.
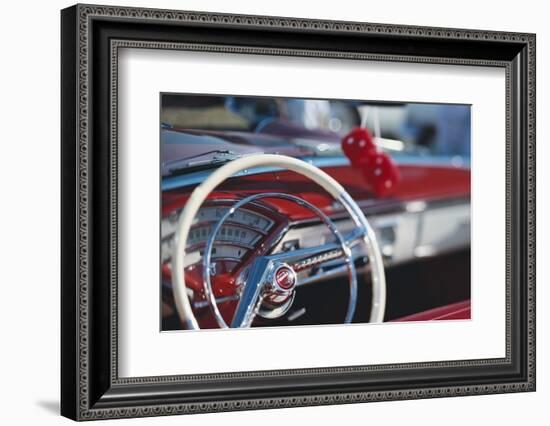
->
[257, 263, 297, 320]
[273, 264, 297, 291]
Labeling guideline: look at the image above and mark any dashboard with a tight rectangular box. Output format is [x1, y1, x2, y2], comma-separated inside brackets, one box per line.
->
[161, 196, 470, 317]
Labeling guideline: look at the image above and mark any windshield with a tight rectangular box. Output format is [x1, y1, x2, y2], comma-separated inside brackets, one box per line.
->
[161, 94, 471, 176]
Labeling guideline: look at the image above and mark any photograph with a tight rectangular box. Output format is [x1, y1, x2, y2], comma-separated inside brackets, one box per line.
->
[160, 94, 472, 331]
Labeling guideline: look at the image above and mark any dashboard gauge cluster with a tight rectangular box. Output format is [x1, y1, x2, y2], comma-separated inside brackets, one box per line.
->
[161, 204, 276, 270]
[188, 224, 261, 248]
[194, 207, 273, 233]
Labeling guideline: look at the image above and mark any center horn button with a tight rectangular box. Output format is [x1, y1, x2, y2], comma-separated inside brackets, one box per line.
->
[257, 262, 297, 320]
[273, 263, 297, 292]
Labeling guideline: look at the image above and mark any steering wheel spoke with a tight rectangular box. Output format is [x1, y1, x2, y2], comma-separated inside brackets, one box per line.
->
[268, 242, 344, 272]
[230, 257, 270, 328]
[343, 226, 368, 247]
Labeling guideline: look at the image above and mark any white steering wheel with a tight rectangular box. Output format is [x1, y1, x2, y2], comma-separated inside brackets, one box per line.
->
[171, 154, 386, 329]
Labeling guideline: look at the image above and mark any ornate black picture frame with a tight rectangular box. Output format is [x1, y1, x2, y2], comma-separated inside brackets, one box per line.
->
[61, 4, 536, 421]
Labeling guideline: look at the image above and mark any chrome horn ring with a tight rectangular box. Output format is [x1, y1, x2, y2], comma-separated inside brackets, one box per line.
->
[202, 192, 357, 328]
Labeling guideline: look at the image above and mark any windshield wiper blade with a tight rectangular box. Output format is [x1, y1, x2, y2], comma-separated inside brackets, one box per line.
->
[165, 150, 240, 175]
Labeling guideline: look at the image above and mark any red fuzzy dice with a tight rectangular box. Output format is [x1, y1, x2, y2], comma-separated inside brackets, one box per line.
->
[341, 127, 400, 197]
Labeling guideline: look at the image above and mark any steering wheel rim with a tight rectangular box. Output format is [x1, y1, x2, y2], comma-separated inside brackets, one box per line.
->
[171, 154, 386, 329]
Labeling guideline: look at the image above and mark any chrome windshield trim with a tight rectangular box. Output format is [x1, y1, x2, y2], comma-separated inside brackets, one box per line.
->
[161, 155, 470, 191]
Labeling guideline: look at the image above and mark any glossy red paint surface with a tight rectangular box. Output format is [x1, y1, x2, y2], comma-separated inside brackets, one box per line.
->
[391, 300, 471, 322]
[162, 163, 470, 221]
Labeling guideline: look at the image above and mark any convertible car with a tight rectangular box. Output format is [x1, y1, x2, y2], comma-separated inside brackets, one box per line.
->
[160, 97, 471, 331]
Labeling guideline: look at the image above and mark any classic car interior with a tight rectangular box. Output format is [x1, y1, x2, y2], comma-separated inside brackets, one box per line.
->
[160, 95, 471, 330]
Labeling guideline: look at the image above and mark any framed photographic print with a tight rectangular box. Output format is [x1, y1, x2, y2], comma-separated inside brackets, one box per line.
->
[61, 4, 536, 421]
